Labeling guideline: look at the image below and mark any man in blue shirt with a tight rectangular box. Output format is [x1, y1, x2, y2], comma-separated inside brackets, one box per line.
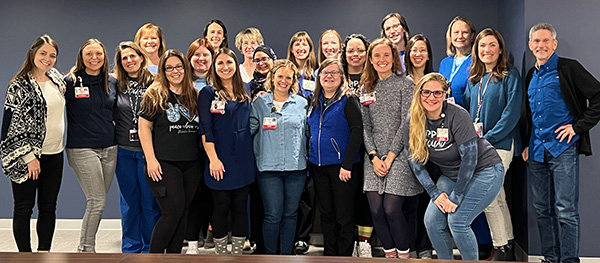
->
[521, 22, 600, 263]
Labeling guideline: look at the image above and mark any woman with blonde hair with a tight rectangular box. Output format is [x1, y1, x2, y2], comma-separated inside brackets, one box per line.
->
[318, 29, 342, 64]
[1, 35, 65, 252]
[138, 49, 201, 253]
[407, 73, 503, 260]
[235, 27, 264, 83]
[134, 23, 167, 73]
[65, 38, 117, 253]
[463, 28, 521, 260]
[360, 38, 422, 258]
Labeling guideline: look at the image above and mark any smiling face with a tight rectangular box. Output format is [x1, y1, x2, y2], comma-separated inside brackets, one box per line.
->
[82, 43, 104, 75]
[33, 43, 57, 74]
[370, 43, 394, 76]
[319, 63, 342, 95]
[140, 30, 160, 56]
[528, 29, 558, 65]
[292, 39, 310, 61]
[253, 51, 273, 75]
[190, 45, 212, 76]
[478, 35, 501, 71]
[345, 38, 367, 68]
[409, 40, 429, 70]
[215, 53, 236, 81]
[420, 80, 446, 118]
[321, 33, 340, 60]
[273, 66, 294, 95]
[383, 16, 404, 45]
[120, 47, 143, 78]
[165, 56, 185, 86]
[206, 23, 224, 48]
[451, 20, 473, 53]
[241, 36, 258, 60]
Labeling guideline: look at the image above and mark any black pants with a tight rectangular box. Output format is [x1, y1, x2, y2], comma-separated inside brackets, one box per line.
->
[211, 186, 250, 238]
[295, 173, 315, 243]
[310, 163, 357, 256]
[184, 157, 211, 242]
[248, 180, 265, 253]
[366, 192, 417, 251]
[11, 152, 63, 252]
[145, 160, 201, 253]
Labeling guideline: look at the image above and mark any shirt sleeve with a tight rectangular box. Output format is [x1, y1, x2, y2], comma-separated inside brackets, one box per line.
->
[408, 151, 443, 200]
[483, 68, 523, 145]
[341, 96, 363, 170]
[566, 60, 600, 134]
[198, 87, 216, 142]
[448, 137, 478, 205]
[249, 98, 261, 136]
[361, 103, 376, 154]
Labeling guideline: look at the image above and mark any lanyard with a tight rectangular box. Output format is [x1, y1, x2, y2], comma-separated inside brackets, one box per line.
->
[475, 74, 493, 120]
[449, 54, 470, 84]
[127, 80, 143, 127]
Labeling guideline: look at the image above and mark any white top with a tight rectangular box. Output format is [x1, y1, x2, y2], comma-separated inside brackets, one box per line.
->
[239, 64, 253, 83]
[273, 100, 284, 113]
[39, 80, 65, 154]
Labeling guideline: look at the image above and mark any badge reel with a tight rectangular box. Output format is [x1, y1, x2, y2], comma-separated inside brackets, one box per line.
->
[129, 129, 139, 142]
[210, 95, 226, 114]
[74, 76, 90, 99]
[360, 92, 376, 105]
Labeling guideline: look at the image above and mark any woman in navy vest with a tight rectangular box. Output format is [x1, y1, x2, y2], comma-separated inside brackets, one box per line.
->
[307, 59, 363, 256]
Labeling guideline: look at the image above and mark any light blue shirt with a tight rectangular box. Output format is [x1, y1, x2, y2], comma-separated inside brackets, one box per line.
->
[250, 93, 308, 172]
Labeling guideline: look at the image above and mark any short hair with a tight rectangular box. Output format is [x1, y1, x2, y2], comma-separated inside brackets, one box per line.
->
[445, 16, 476, 56]
[234, 27, 264, 52]
[529, 22, 557, 40]
[312, 59, 346, 109]
[134, 23, 167, 57]
[203, 19, 228, 48]
[264, 59, 299, 94]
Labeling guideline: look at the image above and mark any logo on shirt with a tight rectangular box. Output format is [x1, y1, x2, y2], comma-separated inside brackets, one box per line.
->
[166, 102, 181, 122]
[426, 129, 453, 151]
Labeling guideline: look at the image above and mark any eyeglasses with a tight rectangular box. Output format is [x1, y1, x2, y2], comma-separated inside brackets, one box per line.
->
[252, 57, 271, 65]
[410, 49, 428, 54]
[420, 89, 446, 98]
[165, 64, 184, 72]
[384, 23, 402, 33]
[346, 49, 366, 55]
[322, 70, 340, 76]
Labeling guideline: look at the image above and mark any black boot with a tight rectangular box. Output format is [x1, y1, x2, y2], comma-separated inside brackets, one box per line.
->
[490, 244, 514, 261]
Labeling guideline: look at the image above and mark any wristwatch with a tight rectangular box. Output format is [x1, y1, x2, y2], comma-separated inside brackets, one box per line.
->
[368, 152, 377, 161]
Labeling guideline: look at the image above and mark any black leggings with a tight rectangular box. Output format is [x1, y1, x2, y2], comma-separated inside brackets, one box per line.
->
[146, 160, 201, 253]
[211, 186, 250, 238]
[11, 152, 63, 252]
[366, 192, 417, 250]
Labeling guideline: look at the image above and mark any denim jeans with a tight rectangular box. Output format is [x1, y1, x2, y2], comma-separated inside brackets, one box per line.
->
[424, 162, 503, 260]
[257, 170, 306, 255]
[529, 144, 580, 263]
[67, 145, 118, 252]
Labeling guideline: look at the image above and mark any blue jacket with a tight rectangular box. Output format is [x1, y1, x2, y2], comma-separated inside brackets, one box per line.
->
[250, 93, 308, 172]
[307, 93, 360, 167]
[439, 55, 472, 107]
[463, 67, 522, 153]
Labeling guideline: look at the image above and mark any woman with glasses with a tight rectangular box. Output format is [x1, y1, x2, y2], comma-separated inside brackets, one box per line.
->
[248, 45, 277, 99]
[381, 12, 410, 70]
[113, 41, 160, 253]
[198, 48, 255, 255]
[308, 59, 363, 256]
[65, 39, 117, 253]
[407, 73, 503, 260]
[342, 34, 369, 92]
[463, 28, 521, 260]
[235, 27, 264, 83]
[139, 49, 201, 253]
[405, 34, 434, 84]
[360, 38, 422, 259]
[439, 16, 476, 107]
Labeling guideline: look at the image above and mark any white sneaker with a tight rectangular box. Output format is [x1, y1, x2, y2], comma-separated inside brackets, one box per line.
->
[352, 241, 358, 257]
[358, 241, 372, 257]
[186, 241, 199, 254]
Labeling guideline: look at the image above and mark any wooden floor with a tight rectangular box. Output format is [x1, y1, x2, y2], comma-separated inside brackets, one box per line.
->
[0, 252, 494, 263]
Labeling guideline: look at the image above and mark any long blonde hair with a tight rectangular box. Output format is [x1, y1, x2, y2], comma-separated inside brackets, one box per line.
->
[140, 49, 197, 117]
[409, 73, 449, 164]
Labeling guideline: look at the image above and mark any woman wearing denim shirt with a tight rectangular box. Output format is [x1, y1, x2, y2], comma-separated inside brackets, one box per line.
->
[250, 59, 308, 255]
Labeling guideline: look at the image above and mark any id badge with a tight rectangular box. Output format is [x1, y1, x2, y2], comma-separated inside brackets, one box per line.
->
[474, 122, 483, 137]
[129, 129, 139, 142]
[437, 128, 449, 142]
[303, 79, 316, 91]
[446, 97, 455, 104]
[75, 86, 90, 98]
[263, 117, 277, 129]
[360, 93, 376, 105]
[210, 100, 226, 114]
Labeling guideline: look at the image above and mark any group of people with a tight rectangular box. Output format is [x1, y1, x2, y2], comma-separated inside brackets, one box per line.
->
[2, 12, 599, 263]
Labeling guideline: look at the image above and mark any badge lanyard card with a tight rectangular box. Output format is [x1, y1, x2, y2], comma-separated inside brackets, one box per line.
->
[437, 103, 449, 142]
[210, 91, 226, 114]
[473, 75, 493, 137]
[359, 85, 376, 106]
[74, 76, 90, 99]
[446, 54, 471, 105]
[129, 84, 141, 142]
[263, 105, 277, 129]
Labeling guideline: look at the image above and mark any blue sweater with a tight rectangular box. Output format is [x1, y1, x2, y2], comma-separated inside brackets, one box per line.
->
[439, 55, 472, 107]
[463, 67, 522, 152]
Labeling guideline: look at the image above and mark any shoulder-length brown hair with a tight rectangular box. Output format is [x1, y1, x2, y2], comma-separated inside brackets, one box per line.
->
[68, 39, 110, 94]
[264, 59, 299, 94]
[360, 38, 402, 93]
[134, 23, 167, 57]
[469, 28, 509, 84]
[114, 41, 154, 91]
[318, 29, 342, 64]
[409, 73, 449, 164]
[12, 35, 59, 82]
[286, 31, 317, 79]
[140, 49, 197, 116]
[445, 16, 476, 56]
[186, 38, 214, 84]
[210, 48, 249, 102]
[405, 34, 434, 77]
[312, 59, 346, 109]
